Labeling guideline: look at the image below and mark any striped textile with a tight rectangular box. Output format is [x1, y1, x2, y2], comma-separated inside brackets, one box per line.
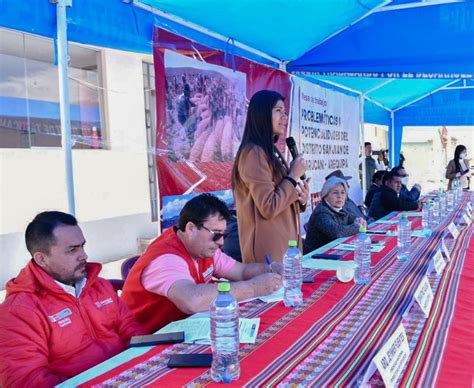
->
[79, 194, 473, 387]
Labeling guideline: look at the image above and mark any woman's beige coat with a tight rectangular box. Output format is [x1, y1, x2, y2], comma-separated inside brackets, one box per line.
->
[234, 145, 304, 264]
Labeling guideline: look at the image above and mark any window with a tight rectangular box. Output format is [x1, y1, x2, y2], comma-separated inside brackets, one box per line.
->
[0, 28, 105, 149]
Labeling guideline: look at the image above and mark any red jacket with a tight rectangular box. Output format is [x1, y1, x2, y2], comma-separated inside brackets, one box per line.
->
[0, 261, 145, 388]
[122, 227, 214, 333]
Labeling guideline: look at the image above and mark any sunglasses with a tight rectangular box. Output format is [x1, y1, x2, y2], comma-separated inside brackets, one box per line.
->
[200, 225, 228, 242]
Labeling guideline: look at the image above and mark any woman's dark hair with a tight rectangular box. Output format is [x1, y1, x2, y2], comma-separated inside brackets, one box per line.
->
[454, 144, 467, 173]
[232, 90, 286, 189]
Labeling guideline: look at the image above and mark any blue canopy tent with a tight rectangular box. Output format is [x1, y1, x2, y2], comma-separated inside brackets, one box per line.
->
[1, 0, 473, 210]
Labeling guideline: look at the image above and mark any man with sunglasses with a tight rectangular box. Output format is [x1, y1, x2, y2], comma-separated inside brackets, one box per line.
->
[122, 194, 282, 333]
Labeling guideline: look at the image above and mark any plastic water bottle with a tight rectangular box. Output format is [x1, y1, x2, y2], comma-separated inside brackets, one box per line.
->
[398, 214, 411, 260]
[447, 189, 454, 212]
[452, 179, 459, 204]
[456, 178, 463, 203]
[422, 201, 432, 235]
[210, 282, 240, 383]
[283, 240, 303, 307]
[354, 226, 371, 285]
[439, 190, 447, 217]
[431, 197, 440, 227]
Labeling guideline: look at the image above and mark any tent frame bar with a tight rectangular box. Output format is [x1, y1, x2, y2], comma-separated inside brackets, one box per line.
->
[376, 0, 464, 13]
[393, 79, 459, 112]
[133, 0, 283, 65]
[51, 0, 76, 216]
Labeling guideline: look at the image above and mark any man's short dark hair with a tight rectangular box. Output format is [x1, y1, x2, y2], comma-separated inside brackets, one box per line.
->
[382, 170, 399, 185]
[364, 142, 372, 147]
[391, 165, 405, 176]
[178, 194, 231, 231]
[25, 211, 78, 255]
[372, 170, 386, 183]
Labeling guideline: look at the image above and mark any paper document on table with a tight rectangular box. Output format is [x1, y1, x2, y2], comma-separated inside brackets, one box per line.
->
[303, 259, 355, 270]
[374, 220, 398, 224]
[336, 244, 385, 253]
[259, 287, 284, 303]
[156, 318, 260, 344]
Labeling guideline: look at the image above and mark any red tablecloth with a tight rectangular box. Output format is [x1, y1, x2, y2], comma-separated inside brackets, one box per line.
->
[79, 195, 473, 387]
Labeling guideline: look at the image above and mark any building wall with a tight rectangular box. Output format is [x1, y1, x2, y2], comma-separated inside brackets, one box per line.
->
[0, 48, 159, 288]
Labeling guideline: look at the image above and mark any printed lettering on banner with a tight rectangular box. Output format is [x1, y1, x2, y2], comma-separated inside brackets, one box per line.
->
[441, 239, 451, 262]
[414, 276, 434, 318]
[373, 324, 410, 387]
[447, 222, 459, 240]
[433, 250, 446, 276]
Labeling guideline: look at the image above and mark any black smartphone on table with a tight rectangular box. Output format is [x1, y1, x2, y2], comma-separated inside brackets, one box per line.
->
[168, 353, 213, 368]
[311, 253, 343, 260]
[130, 331, 185, 347]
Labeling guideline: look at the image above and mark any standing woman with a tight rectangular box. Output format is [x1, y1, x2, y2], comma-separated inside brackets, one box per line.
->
[446, 145, 471, 190]
[232, 90, 309, 264]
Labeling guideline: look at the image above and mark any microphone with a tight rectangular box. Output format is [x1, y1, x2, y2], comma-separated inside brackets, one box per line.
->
[285, 136, 306, 180]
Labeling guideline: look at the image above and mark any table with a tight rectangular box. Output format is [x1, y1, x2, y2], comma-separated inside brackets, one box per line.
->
[61, 193, 473, 387]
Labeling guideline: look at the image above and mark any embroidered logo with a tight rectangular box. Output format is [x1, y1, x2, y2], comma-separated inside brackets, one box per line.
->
[94, 297, 113, 308]
[48, 308, 73, 323]
[202, 265, 214, 282]
[58, 317, 72, 327]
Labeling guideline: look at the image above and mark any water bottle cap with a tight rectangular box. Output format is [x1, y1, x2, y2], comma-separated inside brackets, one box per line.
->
[217, 282, 231, 292]
[402, 214, 408, 219]
[288, 240, 297, 247]
[359, 226, 367, 233]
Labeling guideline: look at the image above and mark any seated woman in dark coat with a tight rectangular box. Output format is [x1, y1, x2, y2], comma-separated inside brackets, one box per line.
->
[303, 177, 367, 254]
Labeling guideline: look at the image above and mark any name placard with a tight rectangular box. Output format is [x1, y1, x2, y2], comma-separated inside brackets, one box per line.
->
[447, 222, 459, 240]
[441, 239, 451, 262]
[462, 212, 471, 225]
[433, 250, 446, 276]
[373, 324, 411, 387]
[414, 276, 434, 318]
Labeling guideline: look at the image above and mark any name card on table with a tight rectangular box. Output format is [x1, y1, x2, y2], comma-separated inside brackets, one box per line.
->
[467, 201, 472, 213]
[462, 212, 472, 226]
[414, 276, 434, 318]
[441, 239, 451, 262]
[447, 222, 459, 240]
[432, 250, 446, 276]
[372, 324, 411, 387]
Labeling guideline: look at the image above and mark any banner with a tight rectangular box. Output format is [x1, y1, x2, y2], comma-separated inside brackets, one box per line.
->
[289, 76, 361, 218]
[153, 28, 291, 227]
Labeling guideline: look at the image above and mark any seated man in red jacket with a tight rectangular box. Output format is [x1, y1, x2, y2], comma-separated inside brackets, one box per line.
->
[0, 211, 145, 388]
[122, 193, 283, 333]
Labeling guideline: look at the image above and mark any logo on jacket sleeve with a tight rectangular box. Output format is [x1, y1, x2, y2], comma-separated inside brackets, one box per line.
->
[95, 297, 113, 308]
[48, 308, 73, 323]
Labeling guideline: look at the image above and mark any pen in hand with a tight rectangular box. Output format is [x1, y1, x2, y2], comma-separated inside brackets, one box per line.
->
[265, 254, 273, 273]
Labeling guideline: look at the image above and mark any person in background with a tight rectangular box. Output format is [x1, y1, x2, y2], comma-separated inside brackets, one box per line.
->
[360, 142, 377, 191]
[375, 150, 388, 171]
[446, 144, 471, 190]
[231, 90, 309, 264]
[304, 177, 367, 254]
[0, 211, 145, 387]
[365, 170, 386, 208]
[391, 165, 421, 201]
[222, 209, 241, 262]
[122, 194, 282, 333]
[368, 170, 420, 220]
[325, 169, 367, 220]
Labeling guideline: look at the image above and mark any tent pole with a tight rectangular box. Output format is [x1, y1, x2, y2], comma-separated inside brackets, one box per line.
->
[53, 0, 76, 216]
[360, 96, 367, 198]
[390, 110, 395, 168]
